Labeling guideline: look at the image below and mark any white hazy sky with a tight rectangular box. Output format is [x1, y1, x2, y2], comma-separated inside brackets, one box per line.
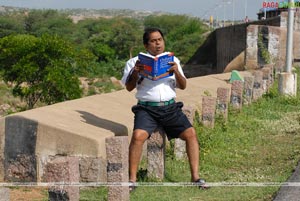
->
[0, 0, 265, 21]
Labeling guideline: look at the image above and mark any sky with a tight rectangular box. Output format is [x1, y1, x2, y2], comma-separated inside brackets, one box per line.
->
[0, 0, 265, 21]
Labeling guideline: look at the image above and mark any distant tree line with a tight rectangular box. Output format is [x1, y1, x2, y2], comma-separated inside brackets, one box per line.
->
[0, 9, 209, 109]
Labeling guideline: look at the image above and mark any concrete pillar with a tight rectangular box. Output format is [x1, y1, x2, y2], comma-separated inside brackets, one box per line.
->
[262, 67, 272, 93]
[246, 25, 259, 69]
[0, 188, 10, 201]
[252, 70, 264, 101]
[230, 80, 244, 110]
[202, 96, 216, 128]
[43, 156, 80, 201]
[79, 157, 106, 182]
[174, 106, 195, 160]
[147, 128, 165, 180]
[278, 73, 297, 96]
[243, 76, 254, 105]
[106, 136, 129, 201]
[263, 64, 274, 85]
[216, 87, 230, 120]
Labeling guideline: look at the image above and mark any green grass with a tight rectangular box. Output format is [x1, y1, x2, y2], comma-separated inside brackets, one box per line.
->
[80, 187, 108, 201]
[80, 69, 300, 200]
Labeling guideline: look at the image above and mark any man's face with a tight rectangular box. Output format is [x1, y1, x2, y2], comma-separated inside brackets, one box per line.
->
[144, 31, 165, 56]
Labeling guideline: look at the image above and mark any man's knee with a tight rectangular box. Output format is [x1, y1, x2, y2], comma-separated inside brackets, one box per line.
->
[179, 127, 197, 141]
[131, 129, 149, 143]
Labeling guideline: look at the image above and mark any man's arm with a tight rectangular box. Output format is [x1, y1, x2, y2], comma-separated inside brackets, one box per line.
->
[124, 60, 144, 91]
[125, 68, 139, 91]
[168, 62, 186, 90]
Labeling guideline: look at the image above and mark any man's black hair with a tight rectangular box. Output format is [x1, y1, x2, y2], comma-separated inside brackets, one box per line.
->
[143, 27, 164, 45]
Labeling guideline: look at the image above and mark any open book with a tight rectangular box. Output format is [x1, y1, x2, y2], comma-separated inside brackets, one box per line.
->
[138, 52, 174, 81]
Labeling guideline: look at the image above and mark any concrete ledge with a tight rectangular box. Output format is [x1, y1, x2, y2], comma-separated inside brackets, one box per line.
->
[0, 71, 252, 183]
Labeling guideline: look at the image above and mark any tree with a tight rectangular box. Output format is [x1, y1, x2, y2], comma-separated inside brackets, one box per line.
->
[144, 15, 209, 63]
[0, 34, 82, 109]
[0, 15, 25, 37]
[109, 17, 143, 59]
[24, 9, 75, 38]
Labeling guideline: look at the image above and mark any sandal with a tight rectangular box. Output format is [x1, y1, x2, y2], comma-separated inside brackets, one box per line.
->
[194, 178, 209, 189]
[129, 181, 137, 193]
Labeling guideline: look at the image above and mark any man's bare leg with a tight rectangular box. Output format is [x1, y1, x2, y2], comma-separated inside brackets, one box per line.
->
[179, 127, 200, 181]
[129, 129, 149, 182]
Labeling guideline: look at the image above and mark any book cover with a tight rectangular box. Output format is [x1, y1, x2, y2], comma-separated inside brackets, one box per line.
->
[138, 52, 174, 81]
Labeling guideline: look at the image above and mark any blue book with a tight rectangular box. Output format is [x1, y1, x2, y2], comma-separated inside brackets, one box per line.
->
[138, 52, 174, 81]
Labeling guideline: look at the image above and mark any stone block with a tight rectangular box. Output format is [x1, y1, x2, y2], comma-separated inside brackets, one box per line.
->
[174, 139, 186, 160]
[5, 154, 37, 182]
[243, 76, 254, 105]
[147, 128, 165, 180]
[79, 157, 106, 182]
[280, 12, 288, 28]
[216, 87, 230, 120]
[262, 67, 272, 93]
[202, 96, 216, 128]
[43, 156, 80, 201]
[173, 106, 195, 160]
[230, 80, 244, 110]
[252, 70, 264, 101]
[106, 136, 129, 201]
[182, 106, 195, 124]
[262, 64, 274, 84]
[0, 188, 10, 201]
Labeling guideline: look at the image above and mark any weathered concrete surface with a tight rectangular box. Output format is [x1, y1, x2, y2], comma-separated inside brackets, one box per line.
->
[273, 162, 300, 201]
[4, 116, 38, 182]
[278, 72, 297, 96]
[13, 89, 134, 157]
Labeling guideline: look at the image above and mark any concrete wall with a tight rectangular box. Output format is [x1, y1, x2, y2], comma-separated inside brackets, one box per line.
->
[0, 89, 135, 183]
[215, 24, 247, 74]
[246, 24, 300, 71]
[184, 12, 300, 78]
[183, 31, 217, 78]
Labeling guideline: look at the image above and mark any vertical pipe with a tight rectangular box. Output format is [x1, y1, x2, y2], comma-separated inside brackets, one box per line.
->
[285, 0, 295, 73]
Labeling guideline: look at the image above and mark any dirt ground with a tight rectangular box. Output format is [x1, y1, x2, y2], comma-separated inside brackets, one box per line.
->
[10, 187, 48, 201]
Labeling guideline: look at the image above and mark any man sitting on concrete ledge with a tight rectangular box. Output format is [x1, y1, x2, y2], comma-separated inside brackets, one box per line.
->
[121, 27, 208, 192]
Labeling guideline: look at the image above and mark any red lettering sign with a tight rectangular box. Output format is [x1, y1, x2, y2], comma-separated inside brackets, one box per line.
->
[262, 1, 279, 8]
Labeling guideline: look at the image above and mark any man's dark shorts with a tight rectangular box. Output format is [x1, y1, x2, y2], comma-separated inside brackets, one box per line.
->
[131, 102, 192, 139]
